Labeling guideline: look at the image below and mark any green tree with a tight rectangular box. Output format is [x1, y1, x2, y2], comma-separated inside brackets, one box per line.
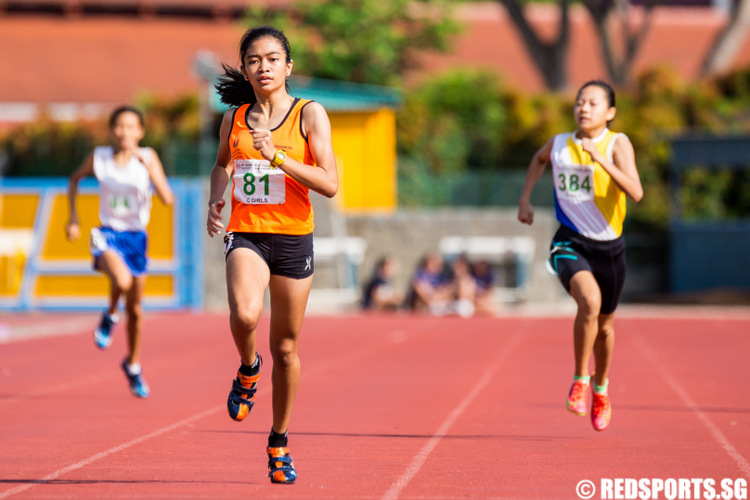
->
[1, 117, 100, 177]
[244, 0, 462, 86]
[0, 94, 198, 178]
[397, 69, 508, 172]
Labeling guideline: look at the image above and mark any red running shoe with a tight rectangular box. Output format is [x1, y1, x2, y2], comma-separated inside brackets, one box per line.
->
[591, 391, 612, 431]
[566, 378, 590, 416]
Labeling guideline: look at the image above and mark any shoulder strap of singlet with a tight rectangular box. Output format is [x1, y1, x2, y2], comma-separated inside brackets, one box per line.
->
[551, 132, 571, 154]
[225, 106, 242, 143]
[604, 131, 625, 161]
[296, 98, 314, 142]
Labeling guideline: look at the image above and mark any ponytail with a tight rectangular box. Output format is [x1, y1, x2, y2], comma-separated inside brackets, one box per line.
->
[214, 64, 257, 108]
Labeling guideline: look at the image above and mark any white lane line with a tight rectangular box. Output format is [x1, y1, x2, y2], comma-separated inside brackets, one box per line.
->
[0, 405, 224, 499]
[0, 313, 171, 344]
[0, 315, 373, 498]
[0, 372, 119, 406]
[0, 318, 94, 344]
[633, 336, 750, 478]
[381, 331, 524, 500]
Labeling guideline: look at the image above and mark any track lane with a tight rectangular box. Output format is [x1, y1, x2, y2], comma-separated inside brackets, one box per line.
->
[0, 312, 748, 498]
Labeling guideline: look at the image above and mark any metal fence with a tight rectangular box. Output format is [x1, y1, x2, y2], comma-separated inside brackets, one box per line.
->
[397, 163, 555, 208]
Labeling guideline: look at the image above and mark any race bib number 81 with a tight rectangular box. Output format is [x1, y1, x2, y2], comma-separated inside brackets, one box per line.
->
[233, 159, 286, 205]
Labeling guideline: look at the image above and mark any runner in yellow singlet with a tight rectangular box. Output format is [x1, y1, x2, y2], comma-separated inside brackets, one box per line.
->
[518, 81, 643, 431]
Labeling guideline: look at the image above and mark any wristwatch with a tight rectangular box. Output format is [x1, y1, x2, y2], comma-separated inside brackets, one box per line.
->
[270, 149, 287, 168]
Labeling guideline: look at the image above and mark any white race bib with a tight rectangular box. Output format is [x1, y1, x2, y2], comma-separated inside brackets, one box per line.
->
[555, 164, 594, 202]
[232, 159, 286, 205]
[107, 193, 138, 217]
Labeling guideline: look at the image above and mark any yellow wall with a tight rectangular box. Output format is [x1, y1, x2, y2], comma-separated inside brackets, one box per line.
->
[0, 188, 176, 304]
[0, 193, 38, 227]
[35, 274, 174, 297]
[329, 108, 396, 213]
[43, 194, 174, 261]
[43, 193, 99, 259]
[0, 193, 38, 296]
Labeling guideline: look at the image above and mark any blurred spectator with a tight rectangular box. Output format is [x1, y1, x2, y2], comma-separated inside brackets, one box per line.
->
[408, 253, 452, 314]
[361, 256, 404, 311]
[471, 259, 496, 315]
[447, 254, 477, 317]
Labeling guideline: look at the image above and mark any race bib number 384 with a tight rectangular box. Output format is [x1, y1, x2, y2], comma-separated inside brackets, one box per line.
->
[233, 159, 286, 205]
[555, 164, 594, 202]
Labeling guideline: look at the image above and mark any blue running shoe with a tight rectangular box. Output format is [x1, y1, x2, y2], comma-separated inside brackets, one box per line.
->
[268, 447, 297, 484]
[121, 360, 150, 398]
[227, 354, 262, 421]
[93, 312, 119, 349]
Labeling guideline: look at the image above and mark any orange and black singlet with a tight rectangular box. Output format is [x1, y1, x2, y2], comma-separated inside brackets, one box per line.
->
[226, 98, 315, 235]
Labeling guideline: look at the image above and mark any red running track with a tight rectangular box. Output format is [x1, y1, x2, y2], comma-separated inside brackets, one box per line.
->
[1, 309, 749, 499]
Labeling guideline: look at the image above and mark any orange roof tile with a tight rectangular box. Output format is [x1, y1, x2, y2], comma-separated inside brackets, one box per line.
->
[0, 2, 748, 123]
[410, 3, 750, 92]
[0, 16, 245, 103]
[1, 0, 292, 9]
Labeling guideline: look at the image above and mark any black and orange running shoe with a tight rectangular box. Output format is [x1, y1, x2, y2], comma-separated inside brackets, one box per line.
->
[267, 447, 297, 484]
[226, 354, 262, 421]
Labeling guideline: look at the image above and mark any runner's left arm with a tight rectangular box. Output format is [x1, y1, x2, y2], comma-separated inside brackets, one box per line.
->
[582, 136, 643, 202]
[142, 148, 174, 206]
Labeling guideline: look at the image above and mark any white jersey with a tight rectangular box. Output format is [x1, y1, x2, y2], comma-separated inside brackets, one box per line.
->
[93, 146, 153, 232]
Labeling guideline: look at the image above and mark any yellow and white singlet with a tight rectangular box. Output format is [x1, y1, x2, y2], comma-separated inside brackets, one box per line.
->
[550, 129, 627, 241]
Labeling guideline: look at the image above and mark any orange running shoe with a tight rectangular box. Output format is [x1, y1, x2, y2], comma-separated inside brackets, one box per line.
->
[226, 354, 262, 421]
[566, 378, 590, 416]
[591, 391, 612, 431]
[267, 447, 297, 484]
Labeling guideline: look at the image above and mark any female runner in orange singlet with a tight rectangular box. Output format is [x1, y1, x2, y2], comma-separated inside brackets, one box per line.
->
[206, 26, 338, 484]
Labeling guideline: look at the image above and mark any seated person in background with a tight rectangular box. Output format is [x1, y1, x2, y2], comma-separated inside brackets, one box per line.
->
[361, 256, 404, 311]
[408, 253, 452, 315]
[447, 254, 477, 318]
[471, 259, 496, 315]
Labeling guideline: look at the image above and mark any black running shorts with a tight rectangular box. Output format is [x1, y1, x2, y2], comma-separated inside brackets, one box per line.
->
[224, 232, 314, 279]
[547, 225, 626, 315]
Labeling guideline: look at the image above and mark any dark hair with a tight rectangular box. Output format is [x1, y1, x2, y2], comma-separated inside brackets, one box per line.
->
[215, 26, 292, 108]
[108, 105, 144, 129]
[577, 80, 616, 108]
[374, 257, 388, 272]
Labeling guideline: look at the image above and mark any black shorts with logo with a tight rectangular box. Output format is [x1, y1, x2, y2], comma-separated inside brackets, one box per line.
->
[547, 225, 626, 315]
[224, 232, 314, 279]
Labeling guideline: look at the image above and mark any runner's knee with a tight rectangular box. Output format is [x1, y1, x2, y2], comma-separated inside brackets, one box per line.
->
[113, 274, 133, 294]
[231, 303, 263, 333]
[597, 319, 615, 340]
[270, 338, 298, 367]
[576, 290, 602, 318]
[125, 301, 142, 320]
